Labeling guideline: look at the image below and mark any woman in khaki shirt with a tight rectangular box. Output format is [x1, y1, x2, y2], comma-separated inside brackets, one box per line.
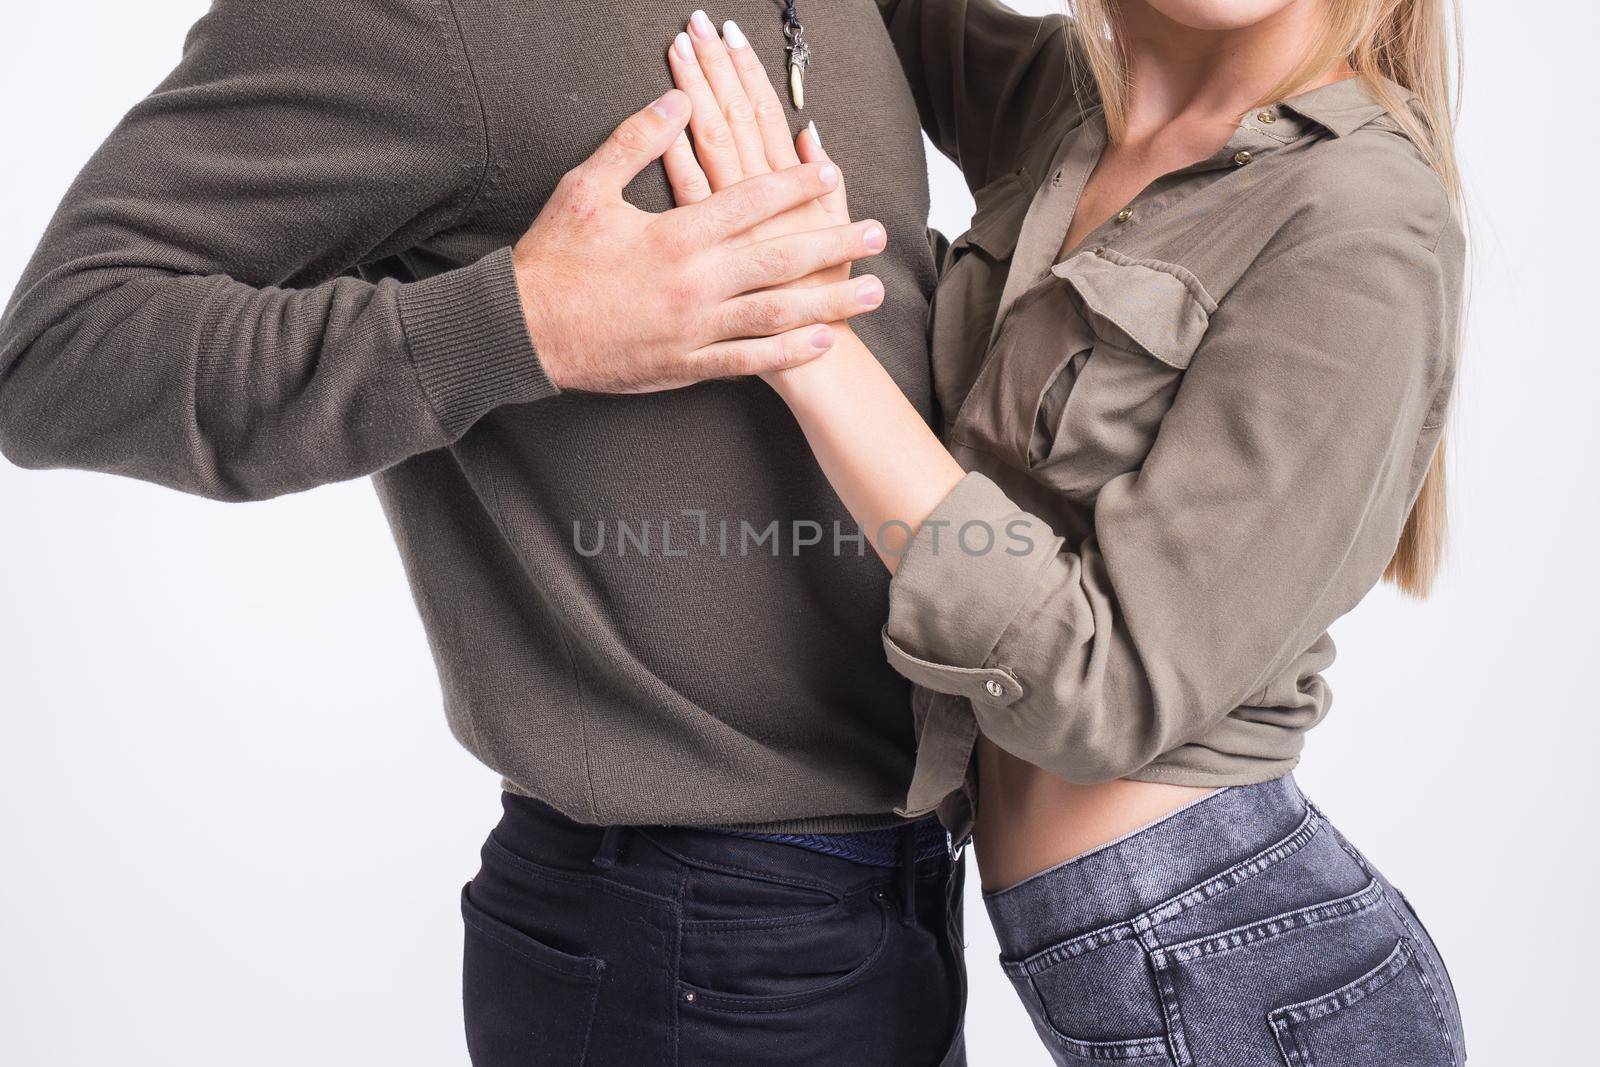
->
[658, 0, 1464, 1060]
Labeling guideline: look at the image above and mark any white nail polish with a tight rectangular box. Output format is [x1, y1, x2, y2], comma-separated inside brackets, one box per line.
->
[722, 19, 748, 49]
[689, 10, 713, 38]
[673, 31, 692, 59]
[807, 120, 821, 147]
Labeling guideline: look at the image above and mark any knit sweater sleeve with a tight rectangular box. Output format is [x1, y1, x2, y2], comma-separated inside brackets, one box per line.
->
[0, 0, 556, 502]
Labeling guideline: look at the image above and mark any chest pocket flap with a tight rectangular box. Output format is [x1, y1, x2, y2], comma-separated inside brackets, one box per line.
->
[948, 168, 1034, 263]
[1026, 250, 1216, 499]
[952, 248, 1217, 504]
[1052, 249, 1216, 370]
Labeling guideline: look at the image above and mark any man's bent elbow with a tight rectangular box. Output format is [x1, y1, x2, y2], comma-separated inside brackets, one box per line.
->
[0, 367, 56, 473]
[0, 365, 275, 505]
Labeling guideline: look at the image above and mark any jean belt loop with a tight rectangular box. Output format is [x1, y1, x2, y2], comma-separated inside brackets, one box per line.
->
[898, 823, 917, 926]
[591, 825, 626, 870]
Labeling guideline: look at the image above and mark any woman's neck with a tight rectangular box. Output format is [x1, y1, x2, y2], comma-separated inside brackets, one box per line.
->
[1116, 0, 1350, 143]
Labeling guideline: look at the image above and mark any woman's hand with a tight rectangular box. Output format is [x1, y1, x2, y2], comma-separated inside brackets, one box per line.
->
[658, 12, 962, 572]
[665, 11, 887, 305]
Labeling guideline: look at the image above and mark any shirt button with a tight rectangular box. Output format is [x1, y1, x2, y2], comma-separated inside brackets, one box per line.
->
[1256, 109, 1277, 124]
[983, 679, 1005, 698]
[1115, 208, 1133, 223]
[1233, 150, 1254, 166]
[1092, 246, 1106, 256]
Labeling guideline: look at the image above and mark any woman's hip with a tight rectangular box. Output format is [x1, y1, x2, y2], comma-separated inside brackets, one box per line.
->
[981, 776, 1465, 1066]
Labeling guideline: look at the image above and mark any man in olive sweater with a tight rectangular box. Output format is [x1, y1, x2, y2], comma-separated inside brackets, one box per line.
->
[0, 1, 964, 1062]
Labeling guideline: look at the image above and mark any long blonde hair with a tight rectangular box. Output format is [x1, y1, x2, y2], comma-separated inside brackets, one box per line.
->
[1066, 0, 1463, 597]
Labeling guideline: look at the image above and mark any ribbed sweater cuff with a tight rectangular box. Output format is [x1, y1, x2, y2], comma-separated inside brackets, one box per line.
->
[397, 246, 559, 438]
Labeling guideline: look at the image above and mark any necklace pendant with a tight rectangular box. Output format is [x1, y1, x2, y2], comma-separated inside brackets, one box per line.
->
[784, 28, 811, 110]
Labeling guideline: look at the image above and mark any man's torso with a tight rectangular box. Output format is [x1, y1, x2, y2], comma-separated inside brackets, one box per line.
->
[366, 0, 937, 829]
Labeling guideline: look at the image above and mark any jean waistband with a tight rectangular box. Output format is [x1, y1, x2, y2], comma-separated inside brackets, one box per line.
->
[707, 818, 951, 868]
[493, 792, 945, 899]
[982, 775, 1310, 958]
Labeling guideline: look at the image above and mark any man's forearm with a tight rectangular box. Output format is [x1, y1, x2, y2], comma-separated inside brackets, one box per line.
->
[0, 244, 549, 502]
[1, 27, 876, 503]
[0, 0, 524, 502]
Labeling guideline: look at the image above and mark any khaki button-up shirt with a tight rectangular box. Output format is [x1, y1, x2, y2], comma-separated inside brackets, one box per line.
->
[877, 0, 1465, 829]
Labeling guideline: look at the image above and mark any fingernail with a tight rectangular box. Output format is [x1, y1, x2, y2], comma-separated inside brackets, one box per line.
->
[863, 224, 886, 252]
[722, 19, 748, 48]
[807, 120, 821, 147]
[819, 164, 839, 187]
[672, 31, 693, 59]
[810, 326, 835, 350]
[857, 277, 884, 306]
[651, 91, 683, 119]
[689, 10, 714, 38]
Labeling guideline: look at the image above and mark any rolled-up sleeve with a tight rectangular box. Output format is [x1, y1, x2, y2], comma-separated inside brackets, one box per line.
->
[883, 472, 1059, 706]
[883, 227, 1456, 783]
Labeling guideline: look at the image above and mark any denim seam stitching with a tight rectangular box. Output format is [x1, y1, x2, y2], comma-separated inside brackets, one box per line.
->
[1034, 1016, 1172, 1062]
[1333, 822, 1460, 1066]
[1271, 1019, 1312, 1067]
[1008, 806, 1321, 977]
[482, 834, 676, 909]
[1009, 919, 1143, 977]
[460, 904, 605, 983]
[1337, 818, 1462, 1065]
[1141, 924, 1192, 1067]
[1141, 808, 1322, 929]
[682, 888, 875, 935]
[1380, 892, 1457, 1064]
[1150, 878, 1385, 966]
[1003, 923, 1182, 1062]
[1407, 945, 1457, 1065]
[638, 830, 847, 900]
[675, 894, 893, 1014]
[1268, 937, 1416, 1027]
[1268, 937, 1427, 1066]
[667, 866, 688, 1067]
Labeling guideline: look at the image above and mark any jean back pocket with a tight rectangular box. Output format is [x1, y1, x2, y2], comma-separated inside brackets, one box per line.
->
[1269, 938, 1455, 1067]
[1004, 933, 1176, 1065]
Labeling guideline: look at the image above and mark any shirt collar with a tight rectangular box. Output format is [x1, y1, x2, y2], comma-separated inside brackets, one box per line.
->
[1276, 73, 1418, 138]
[1064, 73, 1415, 180]
[1192, 73, 1418, 172]
[996, 74, 1418, 324]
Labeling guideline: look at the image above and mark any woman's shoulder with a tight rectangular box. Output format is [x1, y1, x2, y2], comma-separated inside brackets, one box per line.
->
[1275, 87, 1459, 254]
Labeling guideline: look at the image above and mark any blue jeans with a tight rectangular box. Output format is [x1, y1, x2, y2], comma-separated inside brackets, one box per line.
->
[984, 776, 1464, 1066]
[462, 793, 967, 1065]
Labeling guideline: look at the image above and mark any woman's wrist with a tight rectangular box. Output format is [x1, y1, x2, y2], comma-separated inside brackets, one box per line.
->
[762, 322, 868, 405]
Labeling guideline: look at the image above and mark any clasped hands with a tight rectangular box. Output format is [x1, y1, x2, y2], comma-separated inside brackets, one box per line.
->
[512, 10, 882, 394]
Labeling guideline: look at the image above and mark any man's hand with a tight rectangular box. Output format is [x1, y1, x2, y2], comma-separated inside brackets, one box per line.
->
[512, 90, 884, 393]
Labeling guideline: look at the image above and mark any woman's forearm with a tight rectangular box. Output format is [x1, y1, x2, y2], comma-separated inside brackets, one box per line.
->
[766, 327, 966, 573]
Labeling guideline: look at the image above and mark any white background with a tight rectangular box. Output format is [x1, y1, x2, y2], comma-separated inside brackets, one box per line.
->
[2, 2, 1596, 1064]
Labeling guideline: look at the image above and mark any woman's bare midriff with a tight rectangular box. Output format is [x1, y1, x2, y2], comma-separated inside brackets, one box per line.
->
[973, 736, 1219, 893]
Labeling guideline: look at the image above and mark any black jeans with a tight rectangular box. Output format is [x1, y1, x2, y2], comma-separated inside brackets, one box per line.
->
[462, 793, 967, 1066]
